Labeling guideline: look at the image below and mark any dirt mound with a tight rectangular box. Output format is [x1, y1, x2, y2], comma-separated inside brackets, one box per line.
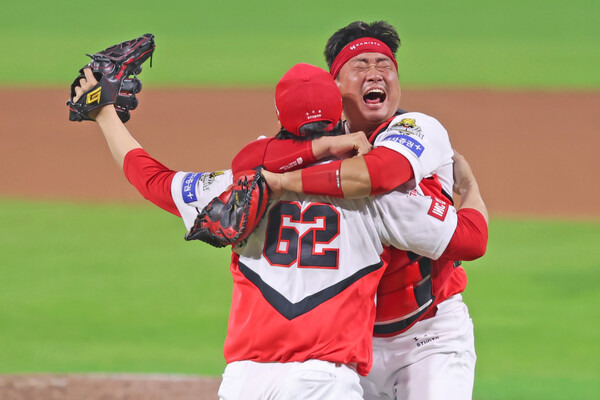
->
[0, 374, 221, 400]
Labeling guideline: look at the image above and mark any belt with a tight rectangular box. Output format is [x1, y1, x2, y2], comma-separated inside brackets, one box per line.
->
[373, 303, 438, 337]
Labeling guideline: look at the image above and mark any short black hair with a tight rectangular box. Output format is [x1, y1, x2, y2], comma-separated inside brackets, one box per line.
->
[275, 120, 344, 141]
[324, 21, 401, 69]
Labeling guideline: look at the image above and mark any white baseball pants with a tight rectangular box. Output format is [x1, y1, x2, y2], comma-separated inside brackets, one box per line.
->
[218, 359, 364, 400]
[361, 294, 477, 400]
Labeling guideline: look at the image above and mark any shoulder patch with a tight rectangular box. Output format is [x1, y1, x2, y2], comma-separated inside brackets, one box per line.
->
[382, 134, 425, 157]
[181, 171, 228, 204]
[181, 172, 203, 203]
[428, 198, 449, 221]
[199, 171, 226, 190]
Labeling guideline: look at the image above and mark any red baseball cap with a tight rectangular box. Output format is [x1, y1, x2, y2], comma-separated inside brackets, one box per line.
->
[275, 63, 343, 136]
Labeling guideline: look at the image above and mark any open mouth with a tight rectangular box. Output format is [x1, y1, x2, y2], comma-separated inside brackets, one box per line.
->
[363, 88, 386, 105]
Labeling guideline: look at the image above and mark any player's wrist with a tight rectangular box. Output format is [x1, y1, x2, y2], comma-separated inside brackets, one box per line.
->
[94, 105, 118, 123]
[262, 169, 285, 197]
[281, 170, 302, 193]
[301, 160, 343, 197]
[311, 136, 332, 160]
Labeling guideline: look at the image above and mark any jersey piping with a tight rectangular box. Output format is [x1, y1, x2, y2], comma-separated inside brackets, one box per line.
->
[239, 259, 385, 320]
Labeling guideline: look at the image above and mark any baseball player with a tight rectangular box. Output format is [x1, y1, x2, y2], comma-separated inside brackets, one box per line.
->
[188, 60, 486, 399]
[228, 21, 487, 400]
[71, 60, 486, 399]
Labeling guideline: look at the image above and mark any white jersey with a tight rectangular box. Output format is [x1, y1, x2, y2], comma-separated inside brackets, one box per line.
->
[170, 170, 235, 231]
[371, 112, 454, 194]
[170, 168, 457, 376]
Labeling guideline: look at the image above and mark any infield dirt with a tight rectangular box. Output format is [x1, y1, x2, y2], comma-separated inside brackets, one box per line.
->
[0, 88, 598, 399]
[2, 88, 599, 219]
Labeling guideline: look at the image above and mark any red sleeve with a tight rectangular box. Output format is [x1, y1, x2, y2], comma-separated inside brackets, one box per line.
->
[441, 208, 488, 261]
[231, 137, 316, 174]
[123, 148, 181, 217]
[364, 147, 414, 195]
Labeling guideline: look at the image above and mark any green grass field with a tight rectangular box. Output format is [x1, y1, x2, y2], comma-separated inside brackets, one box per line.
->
[1, 1, 599, 399]
[1, 0, 598, 88]
[0, 200, 231, 374]
[1, 200, 598, 399]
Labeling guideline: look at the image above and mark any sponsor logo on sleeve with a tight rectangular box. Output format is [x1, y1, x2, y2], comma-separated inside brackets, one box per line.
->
[279, 157, 304, 172]
[382, 134, 425, 157]
[428, 198, 449, 221]
[182, 172, 203, 203]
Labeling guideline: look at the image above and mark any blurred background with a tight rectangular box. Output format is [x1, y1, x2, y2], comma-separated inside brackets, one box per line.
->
[0, 1, 598, 399]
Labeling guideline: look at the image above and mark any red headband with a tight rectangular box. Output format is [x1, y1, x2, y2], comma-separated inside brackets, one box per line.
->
[329, 37, 398, 79]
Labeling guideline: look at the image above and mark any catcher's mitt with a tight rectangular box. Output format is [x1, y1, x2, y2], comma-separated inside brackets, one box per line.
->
[67, 33, 155, 123]
[185, 169, 270, 248]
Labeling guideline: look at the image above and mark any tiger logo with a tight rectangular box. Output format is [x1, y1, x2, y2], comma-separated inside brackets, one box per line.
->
[390, 118, 423, 138]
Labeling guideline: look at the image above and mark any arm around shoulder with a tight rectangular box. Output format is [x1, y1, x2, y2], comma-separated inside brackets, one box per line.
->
[440, 151, 489, 261]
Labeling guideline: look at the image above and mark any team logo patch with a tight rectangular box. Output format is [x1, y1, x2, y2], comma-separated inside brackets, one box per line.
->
[428, 198, 449, 221]
[200, 170, 225, 191]
[382, 134, 425, 157]
[389, 118, 424, 139]
[181, 172, 203, 203]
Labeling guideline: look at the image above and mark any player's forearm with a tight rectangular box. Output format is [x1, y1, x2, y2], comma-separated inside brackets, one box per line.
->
[277, 153, 409, 199]
[94, 105, 142, 169]
[456, 179, 489, 225]
[279, 169, 303, 193]
[310, 135, 337, 160]
[310, 131, 372, 161]
[339, 157, 371, 198]
[452, 151, 489, 224]
[442, 208, 488, 261]
[270, 157, 371, 198]
[232, 138, 317, 174]
[275, 158, 369, 198]
[279, 146, 414, 199]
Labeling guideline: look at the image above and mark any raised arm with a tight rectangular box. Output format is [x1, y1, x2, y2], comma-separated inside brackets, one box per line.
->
[71, 68, 179, 216]
[438, 150, 489, 261]
[72, 68, 142, 168]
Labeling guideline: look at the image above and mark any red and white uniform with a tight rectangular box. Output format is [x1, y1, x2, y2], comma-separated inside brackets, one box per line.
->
[232, 111, 487, 400]
[370, 112, 454, 195]
[365, 112, 460, 336]
[363, 112, 483, 400]
[170, 167, 458, 377]
[122, 112, 485, 399]
[123, 147, 469, 399]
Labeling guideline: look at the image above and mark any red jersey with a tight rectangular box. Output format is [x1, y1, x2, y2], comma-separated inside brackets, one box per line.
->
[232, 111, 487, 337]
[167, 167, 458, 376]
[123, 149, 460, 376]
